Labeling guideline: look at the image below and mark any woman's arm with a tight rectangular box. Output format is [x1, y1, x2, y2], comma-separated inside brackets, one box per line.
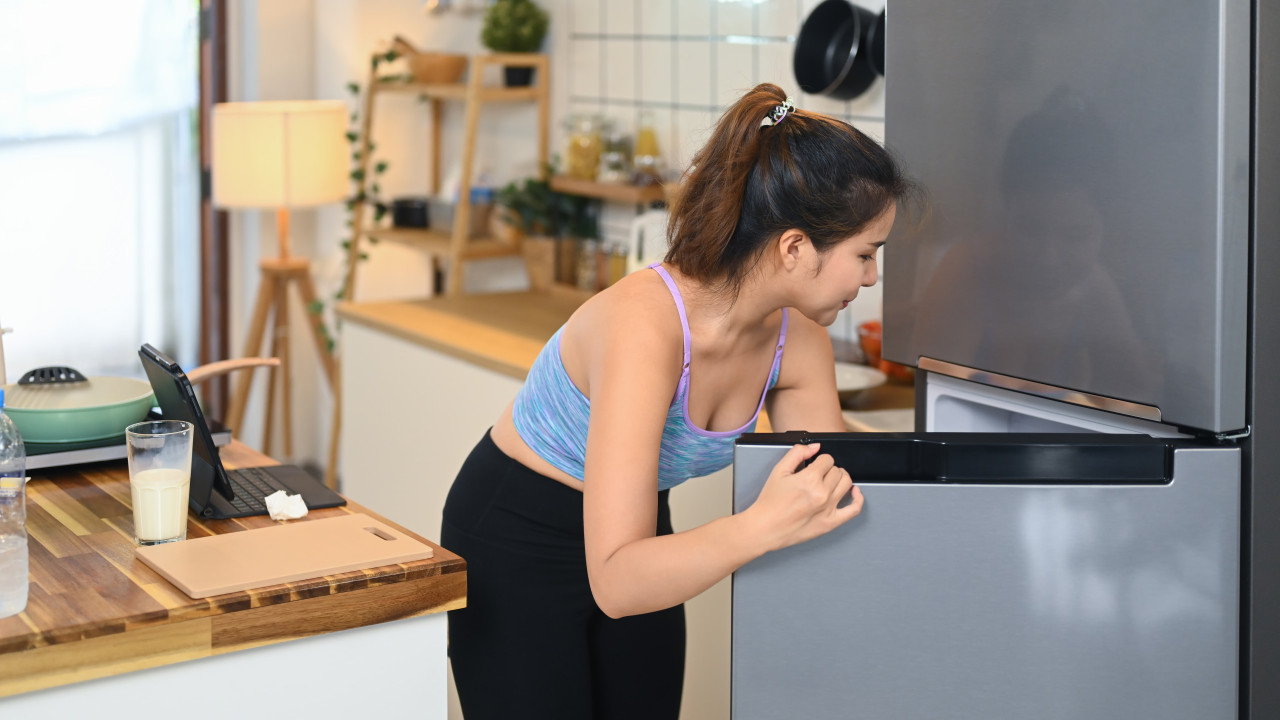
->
[574, 302, 859, 618]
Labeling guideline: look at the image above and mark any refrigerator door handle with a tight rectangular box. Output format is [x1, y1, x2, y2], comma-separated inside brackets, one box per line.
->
[918, 356, 1163, 422]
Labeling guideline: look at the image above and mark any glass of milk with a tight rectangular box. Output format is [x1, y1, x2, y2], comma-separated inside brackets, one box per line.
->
[125, 420, 194, 546]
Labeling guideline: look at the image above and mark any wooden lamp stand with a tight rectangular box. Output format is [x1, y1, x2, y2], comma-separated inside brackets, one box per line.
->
[224, 208, 336, 463]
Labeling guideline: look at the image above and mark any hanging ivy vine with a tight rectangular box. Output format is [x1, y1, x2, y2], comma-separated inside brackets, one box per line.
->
[309, 48, 409, 355]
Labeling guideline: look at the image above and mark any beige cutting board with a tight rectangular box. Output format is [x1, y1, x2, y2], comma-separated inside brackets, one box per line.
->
[135, 513, 434, 599]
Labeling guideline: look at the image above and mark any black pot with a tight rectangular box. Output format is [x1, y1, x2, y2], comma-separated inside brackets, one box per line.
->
[866, 8, 885, 77]
[793, 0, 878, 100]
[504, 66, 534, 87]
[392, 197, 430, 228]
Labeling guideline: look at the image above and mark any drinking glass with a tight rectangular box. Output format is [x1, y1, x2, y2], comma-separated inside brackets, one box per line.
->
[125, 420, 193, 546]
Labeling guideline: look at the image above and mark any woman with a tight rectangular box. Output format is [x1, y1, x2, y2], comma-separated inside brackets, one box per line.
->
[442, 83, 916, 719]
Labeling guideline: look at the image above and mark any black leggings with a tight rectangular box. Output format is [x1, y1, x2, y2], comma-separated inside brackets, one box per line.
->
[441, 430, 686, 720]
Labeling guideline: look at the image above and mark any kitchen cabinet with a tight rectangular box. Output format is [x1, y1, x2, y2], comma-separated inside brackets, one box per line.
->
[0, 442, 464, 716]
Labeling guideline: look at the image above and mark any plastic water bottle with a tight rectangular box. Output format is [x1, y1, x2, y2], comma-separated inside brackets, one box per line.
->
[0, 388, 29, 618]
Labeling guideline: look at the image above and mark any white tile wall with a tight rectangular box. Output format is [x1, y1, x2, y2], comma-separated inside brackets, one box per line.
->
[639, 39, 674, 103]
[560, 0, 889, 315]
[674, 40, 714, 104]
[603, 39, 637, 100]
[638, 0, 674, 36]
[603, 0, 636, 35]
[676, 1, 713, 36]
[759, 0, 803, 33]
[569, 38, 602, 98]
[715, 0, 755, 37]
[569, 0, 601, 34]
[714, 40, 756, 109]
[674, 107, 715, 169]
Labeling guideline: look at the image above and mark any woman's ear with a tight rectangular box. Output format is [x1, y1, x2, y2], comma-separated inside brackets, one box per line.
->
[776, 229, 810, 270]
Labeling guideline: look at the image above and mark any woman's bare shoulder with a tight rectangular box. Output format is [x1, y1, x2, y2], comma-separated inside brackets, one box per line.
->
[560, 269, 686, 381]
[568, 269, 684, 345]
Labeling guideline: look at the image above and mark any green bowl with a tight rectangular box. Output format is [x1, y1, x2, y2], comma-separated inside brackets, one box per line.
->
[3, 377, 156, 444]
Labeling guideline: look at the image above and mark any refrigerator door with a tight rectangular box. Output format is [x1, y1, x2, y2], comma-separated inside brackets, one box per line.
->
[881, 0, 1250, 433]
[731, 436, 1240, 720]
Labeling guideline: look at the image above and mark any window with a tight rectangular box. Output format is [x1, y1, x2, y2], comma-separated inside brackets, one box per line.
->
[0, 0, 200, 381]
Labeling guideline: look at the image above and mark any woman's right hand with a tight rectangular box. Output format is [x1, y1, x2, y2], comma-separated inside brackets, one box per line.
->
[743, 443, 864, 553]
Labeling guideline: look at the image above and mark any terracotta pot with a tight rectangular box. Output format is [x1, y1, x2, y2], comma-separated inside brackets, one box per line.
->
[522, 236, 556, 292]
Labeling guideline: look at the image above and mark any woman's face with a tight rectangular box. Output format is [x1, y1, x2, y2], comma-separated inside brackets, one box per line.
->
[799, 206, 895, 327]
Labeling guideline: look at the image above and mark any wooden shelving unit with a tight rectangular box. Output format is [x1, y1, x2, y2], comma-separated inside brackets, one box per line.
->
[328, 51, 549, 489]
[549, 175, 666, 206]
[341, 52, 550, 301]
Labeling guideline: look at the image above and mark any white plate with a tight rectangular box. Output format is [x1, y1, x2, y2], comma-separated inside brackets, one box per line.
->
[834, 361, 887, 394]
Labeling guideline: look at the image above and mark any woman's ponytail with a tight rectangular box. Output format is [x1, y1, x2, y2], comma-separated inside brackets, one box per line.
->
[665, 83, 917, 299]
[666, 84, 790, 285]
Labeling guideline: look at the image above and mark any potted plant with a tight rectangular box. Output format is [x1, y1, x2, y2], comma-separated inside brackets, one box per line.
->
[496, 171, 599, 291]
[480, 0, 549, 86]
[496, 176, 557, 291]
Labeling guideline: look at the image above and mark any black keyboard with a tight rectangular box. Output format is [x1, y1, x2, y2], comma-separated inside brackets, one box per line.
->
[226, 466, 288, 514]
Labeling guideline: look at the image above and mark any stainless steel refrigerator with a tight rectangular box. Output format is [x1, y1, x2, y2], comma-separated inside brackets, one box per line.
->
[731, 0, 1278, 717]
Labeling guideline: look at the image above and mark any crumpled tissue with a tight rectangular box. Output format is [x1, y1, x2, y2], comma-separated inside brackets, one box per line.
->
[264, 489, 309, 521]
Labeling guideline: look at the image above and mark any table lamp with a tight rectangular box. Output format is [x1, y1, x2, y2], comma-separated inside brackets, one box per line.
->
[212, 100, 347, 459]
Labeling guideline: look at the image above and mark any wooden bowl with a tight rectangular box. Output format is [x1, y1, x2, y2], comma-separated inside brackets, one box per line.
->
[408, 53, 467, 84]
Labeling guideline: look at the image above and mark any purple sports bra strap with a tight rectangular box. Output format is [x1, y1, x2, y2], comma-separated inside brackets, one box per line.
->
[777, 308, 789, 359]
[649, 263, 692, 370]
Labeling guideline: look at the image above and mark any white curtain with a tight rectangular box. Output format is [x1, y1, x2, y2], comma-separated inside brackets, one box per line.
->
[0, 0, 200, 382]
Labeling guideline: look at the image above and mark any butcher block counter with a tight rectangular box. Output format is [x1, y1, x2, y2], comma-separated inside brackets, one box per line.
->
[335, 288, 588, 381]
[0, 442, 465, 716]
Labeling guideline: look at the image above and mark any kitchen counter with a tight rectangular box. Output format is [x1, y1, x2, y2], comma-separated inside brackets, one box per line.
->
[336, 288, 588, 381]
[0, 442, 465, 714]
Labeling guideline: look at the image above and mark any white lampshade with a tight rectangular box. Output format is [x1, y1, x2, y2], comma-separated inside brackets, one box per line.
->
[212, 101, 348, 209]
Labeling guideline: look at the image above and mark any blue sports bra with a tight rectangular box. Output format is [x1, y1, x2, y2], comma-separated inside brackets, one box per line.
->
[510, 264, 789, 490]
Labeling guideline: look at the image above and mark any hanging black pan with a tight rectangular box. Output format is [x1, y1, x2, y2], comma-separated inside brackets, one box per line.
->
[866, 8, 886, 77]
[793, 0, 878, 100]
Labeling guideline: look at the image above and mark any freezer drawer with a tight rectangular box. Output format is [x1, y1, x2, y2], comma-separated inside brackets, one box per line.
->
[731, 436, 1240, 720]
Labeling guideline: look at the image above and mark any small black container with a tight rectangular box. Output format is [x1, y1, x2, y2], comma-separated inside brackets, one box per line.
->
[504, 66, 534, 87]
[392, 197, 430, 228]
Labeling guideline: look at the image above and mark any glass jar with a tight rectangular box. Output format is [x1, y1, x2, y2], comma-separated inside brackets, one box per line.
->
[556, 236, 578, 286]
[577, 239, 600, 291]
[597, 129, 633, 185]
[633, 110, 662, 184]
[565, 114, 604, 181]
[608, 241, 628, 287]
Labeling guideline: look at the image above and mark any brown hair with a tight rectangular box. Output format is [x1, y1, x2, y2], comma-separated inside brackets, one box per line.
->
[665, 83, 917, 298]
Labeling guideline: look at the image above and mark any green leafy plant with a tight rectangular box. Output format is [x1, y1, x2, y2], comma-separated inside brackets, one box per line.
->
[480, 0, 549, 53]
[495, 164, 598, 239]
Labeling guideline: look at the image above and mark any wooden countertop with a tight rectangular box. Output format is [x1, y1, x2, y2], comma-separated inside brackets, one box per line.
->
[0, 442, 466, 698]
[336, 289, 586, 380]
